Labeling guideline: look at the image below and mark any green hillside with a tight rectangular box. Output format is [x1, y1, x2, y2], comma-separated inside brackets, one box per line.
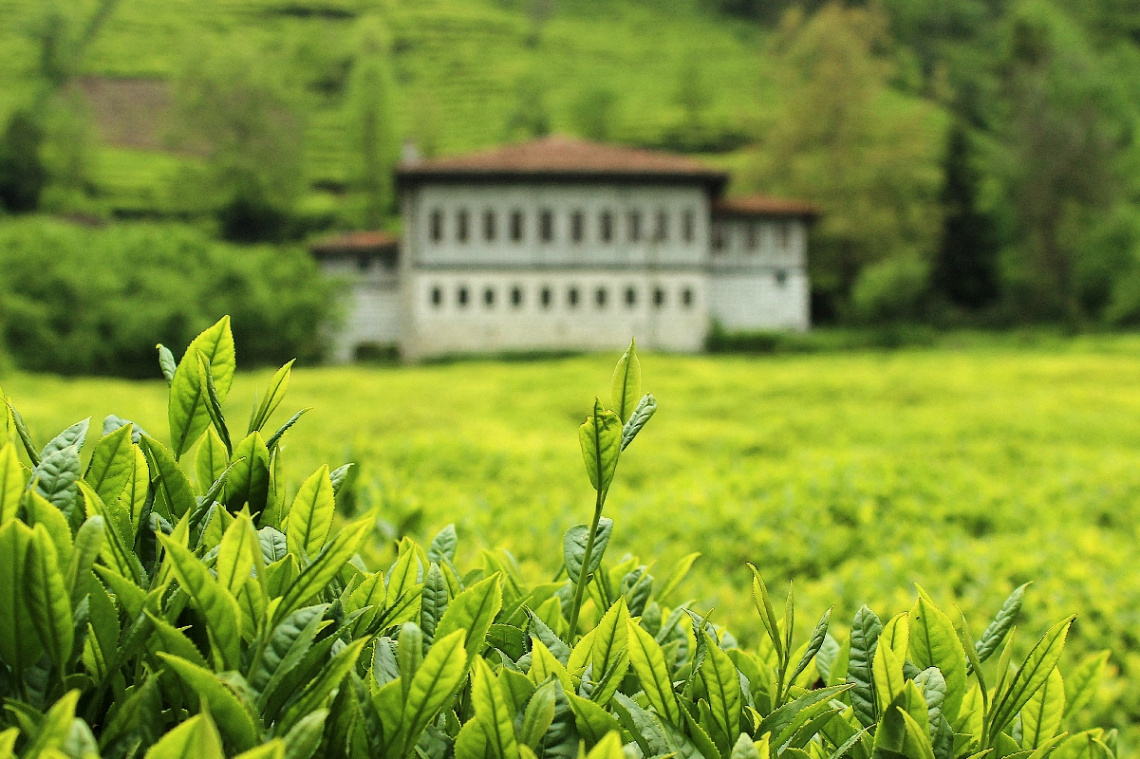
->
[0, 0, 772, 214]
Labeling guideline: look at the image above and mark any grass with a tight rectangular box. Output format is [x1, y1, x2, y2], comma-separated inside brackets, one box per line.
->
[6, 336, 1140, 740]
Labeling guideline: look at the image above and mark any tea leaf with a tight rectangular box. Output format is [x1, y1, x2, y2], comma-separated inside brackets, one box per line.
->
[86, 422, 135, 508]
[700, 632, 743, 756]
[225, 433, 271, 513]
[1065, 651, 1110, 717]
[0, 443, 23, 524]
[1021, 667, 1065, 750]
[620, 394, 657, 452]
[908, 595, 967, 724]
[197, 351, 232, 458]
[250, 604, 328, 697]
[249, 361, 294, 436]
[197, 427, 229, 495]
[32, 443, 82, 519]
[286, 466, 335, 561]
[398, 629, 468, 753]
[988, 616, 1074, 736]
[157, 531, 243, 671]
[273, 517, 372, 625]
[25, 523, 73, 669]
[610, 340, 642, 424]
[578, 399, 621, 495]
[156, 344, 178, 385]
[277, 637, 368, 734]
[563, 518, 613, 584]
[168, 316, 235, 459]
[975, 583, 1029, 666]
[847, 605, 882, 728]
[158, 653, 261, 752]
[471, 657, 519, 759]
[143, 712, 225, 759]
[626, 618, 680, 725]
[141, 435, 197, 520]
[66, 516, 104, 606]
[0, 520, 44, 672]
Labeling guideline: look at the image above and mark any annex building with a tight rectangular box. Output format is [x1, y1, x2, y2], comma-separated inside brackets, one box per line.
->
[313, 136, 816, 361]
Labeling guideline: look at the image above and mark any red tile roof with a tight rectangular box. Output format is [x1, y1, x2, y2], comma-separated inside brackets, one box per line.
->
[711, 195, 819, 218]
[310, 230, 399, 254]
[398, 135, 728, 190]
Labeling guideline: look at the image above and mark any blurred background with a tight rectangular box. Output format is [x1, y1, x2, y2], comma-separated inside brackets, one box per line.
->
[6, 0, 1140, 372]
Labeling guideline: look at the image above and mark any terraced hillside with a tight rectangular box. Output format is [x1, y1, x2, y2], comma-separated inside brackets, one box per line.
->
[0, 0, 772, 214]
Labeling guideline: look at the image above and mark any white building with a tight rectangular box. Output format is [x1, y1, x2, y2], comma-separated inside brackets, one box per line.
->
[314, 136, 816, 361]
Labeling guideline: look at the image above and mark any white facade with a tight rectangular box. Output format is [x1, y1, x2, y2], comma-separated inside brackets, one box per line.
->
[313, 138, 813, 360]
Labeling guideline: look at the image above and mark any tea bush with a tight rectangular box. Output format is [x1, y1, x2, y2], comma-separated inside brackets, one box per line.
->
[0, 318, 1121, 758]
[0, 217, 336, 377]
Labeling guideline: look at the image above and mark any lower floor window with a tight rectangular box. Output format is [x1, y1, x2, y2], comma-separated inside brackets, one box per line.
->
[567, 287, 580, 307]
[595, 287, 607, 308]
[511, 286, 523, 307]
[484, 287, 495, 307]
[430, 286, 442, 307]
[681, 287, 693, 307]
[653, 288, 665, 308]
[775, 270, 788, 287]
[457, 286, 469, 307]
[625, 287, 637, 307]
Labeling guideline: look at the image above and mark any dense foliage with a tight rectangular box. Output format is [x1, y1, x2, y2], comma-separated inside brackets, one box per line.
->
[0, 218, 336, 377]
[0, 319, 1120, 758]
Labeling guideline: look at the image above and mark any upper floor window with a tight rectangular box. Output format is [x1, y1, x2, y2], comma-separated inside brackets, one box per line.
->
[745, 222, 758, 252]
[682, 209, 695, 243]
[540, 209, 554, 243]
[711, 225, 726, 253]
[681, 287, 694, 308]
[567, 287, 580, 308]
[430, 209, 444, 243]
[484, 287, 495, 307]
[628, 210, 642, 242]
[653, 287, 666, 308]
[430, 286, 443, 307]
[624, 286, 637, 307]
[571, 210, 585, 243]
[456, 209, 470, 243]
[511, 286, 523, 307]
[778, 222, 791, 249]
[599, 211, 614, 243]
[654, 210, 668, 242]
[511, 210, 525, 242]
[457, 286, 469, 307]
[483, 209, 496, 242]
[775, 270, 788, 287]
[540, 286, 553, 309]
[595, 287, 607, 308]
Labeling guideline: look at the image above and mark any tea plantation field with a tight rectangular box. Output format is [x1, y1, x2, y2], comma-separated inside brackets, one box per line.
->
[6, 336, 1140, 742]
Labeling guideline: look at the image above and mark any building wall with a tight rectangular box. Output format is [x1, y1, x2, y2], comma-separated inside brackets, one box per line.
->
[707, 217, 809, 331]
[319, 258, 402, 361]
[401, 269, 707, 358]
[404, 183, 710, 269]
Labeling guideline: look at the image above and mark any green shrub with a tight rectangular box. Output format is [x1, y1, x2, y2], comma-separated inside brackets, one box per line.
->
[0, 319, 1120, 758]
[851, 257, 933, 324]
[0, 217, 336, 377]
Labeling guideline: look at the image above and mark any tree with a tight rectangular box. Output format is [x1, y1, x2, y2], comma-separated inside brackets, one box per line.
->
[745, 3, 945, 319]
[346, 18, 399, 229]
[174, 47, 306, 242]
[932, 119, 1000, 310]
[987, 1, 1130, 322]
[0, 111, 47, 212]
[572, 86, 620, 141]
[504, 73, 552, 141]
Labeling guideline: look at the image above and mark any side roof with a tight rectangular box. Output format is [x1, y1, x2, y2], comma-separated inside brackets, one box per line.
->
[310, 230, 399, 257]
[711, 195, 819, 220]
[397, 135, 728, 194]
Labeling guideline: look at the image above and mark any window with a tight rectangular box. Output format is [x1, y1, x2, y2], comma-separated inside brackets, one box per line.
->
[599, 211, 613, 243]
[357, 254, 370, 272]
[456, 209, 469, 243]
[511, 286, 523, 307]
[745, 223, 758, 251]
[571, 210, 585, 243]
[778, 223, 791, 248]
[484, 287, 495, 307]
[595, 287, 607, 308]
[541, 286, 553, 308]
[483, 209, 496, 242]
[775, 270, 788, 287]
[567, 287, 580, 308]
[681, 287, 694, 308]
[628, 210, 642, 242]
[540, 209, 554, 243]
[682, 209, 695, 243]
[430, 286, 443, 307]
[624, 286, 637, 307]
[653, 287, 665, 308]
[654, 210, 668, 242]
[430, 209, 444, 242]
[457, 286, 469, 307]
[712, 225, 726, 253]
[511, 210, 524, 242]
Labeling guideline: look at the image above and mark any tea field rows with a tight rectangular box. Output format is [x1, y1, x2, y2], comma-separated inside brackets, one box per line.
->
[6, 338, 1140, 741]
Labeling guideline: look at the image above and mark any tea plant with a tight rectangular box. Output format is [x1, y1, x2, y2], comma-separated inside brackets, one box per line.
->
[0, 318, 1119, 758]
